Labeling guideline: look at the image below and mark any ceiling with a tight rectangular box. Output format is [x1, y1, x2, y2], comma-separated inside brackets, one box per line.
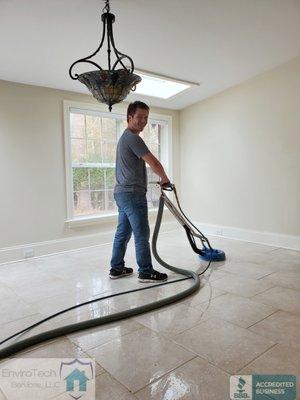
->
[1, 0, 300, 110]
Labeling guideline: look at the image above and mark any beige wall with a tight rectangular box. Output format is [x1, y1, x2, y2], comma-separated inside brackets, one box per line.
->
[180, 57, 300, 236]
[0, 81, 179, 248]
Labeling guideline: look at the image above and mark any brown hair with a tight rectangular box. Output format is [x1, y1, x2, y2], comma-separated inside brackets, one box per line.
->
[127, 101, 149, 122]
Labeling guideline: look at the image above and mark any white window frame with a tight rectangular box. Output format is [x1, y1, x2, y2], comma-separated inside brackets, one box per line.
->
[63, 100, 173, 227]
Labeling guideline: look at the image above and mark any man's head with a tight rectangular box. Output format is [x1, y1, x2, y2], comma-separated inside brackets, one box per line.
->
[127, 101, 149, 134]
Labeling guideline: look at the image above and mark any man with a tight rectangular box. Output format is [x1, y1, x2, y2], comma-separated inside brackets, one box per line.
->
[110, 101, 170, 282]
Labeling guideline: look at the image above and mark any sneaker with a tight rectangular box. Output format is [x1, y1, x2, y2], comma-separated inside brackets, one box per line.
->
[109, 267, 133, 279]
[138, 270, 168, 283]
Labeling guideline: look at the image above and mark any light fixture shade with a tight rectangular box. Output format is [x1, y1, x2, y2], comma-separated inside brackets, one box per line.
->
[78, 69, 141, 111]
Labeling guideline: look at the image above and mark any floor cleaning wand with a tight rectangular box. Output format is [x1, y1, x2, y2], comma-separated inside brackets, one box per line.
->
[152, 182, 226, 262]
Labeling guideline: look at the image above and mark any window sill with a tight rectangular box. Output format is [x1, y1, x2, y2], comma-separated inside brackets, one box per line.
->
[66, 208, 159, 228]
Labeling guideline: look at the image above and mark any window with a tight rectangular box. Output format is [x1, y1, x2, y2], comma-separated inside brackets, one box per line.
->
[64, 102, 172, 221]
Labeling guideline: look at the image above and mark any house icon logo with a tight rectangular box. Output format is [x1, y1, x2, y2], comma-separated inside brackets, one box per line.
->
[65, 368, 89, 392]
[60, 358, 95, 400]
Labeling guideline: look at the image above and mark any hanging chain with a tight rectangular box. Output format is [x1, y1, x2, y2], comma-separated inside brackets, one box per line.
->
[103, 0, 110, 13]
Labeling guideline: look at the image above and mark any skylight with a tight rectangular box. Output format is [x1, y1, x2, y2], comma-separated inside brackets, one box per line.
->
[133, 72, 190, 99]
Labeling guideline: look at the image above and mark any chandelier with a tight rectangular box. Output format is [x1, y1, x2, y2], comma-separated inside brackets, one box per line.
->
[69, 0, 141, 111]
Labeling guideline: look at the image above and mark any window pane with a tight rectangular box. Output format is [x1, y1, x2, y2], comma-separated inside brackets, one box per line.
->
[86, 115, 101, 139]
[107, 189, 116, 211]
[73, 190, 92, 216]
[102, 142, 116, 163]
[87, 140, 101, 163]
[71, 139, 86, 163]
[90, 168, 105, 190]
[102, 118, 116, 142]
[90, 190, 105, 211]
[70, 113, 85, 138]
[146, 184, 160, 209]
[140, 125, 149, 142]
[105, 168, 116, 189]
[140, 123, 161, 159]
[73, 168, 88, 191]
[149, 124, 160, 158]
[149, 141, 159, 158]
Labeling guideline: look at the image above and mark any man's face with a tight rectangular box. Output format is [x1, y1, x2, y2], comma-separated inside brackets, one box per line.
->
[128, 108, 149, 133]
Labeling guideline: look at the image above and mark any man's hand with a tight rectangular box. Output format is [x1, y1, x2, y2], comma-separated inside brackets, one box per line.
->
[160, 178, 170, 186]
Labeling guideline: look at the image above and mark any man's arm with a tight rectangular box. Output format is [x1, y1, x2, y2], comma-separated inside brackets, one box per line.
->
[142, 152, 170, 185]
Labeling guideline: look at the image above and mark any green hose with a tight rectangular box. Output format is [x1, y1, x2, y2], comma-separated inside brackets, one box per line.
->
[0, 191, 200, 359]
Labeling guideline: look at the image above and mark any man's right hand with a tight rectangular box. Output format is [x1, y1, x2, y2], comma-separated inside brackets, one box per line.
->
[160, 179, 170, 186]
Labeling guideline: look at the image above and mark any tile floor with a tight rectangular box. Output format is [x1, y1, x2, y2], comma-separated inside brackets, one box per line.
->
[0, 229, 299, 399]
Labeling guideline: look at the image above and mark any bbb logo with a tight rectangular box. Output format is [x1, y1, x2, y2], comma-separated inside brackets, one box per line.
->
[230, 376, 252, 400]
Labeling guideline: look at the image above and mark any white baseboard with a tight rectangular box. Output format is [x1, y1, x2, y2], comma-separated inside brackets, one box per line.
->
[1, 220, 298, 265]
[0, 221, 178, 265]
[194, 222, 300, 251]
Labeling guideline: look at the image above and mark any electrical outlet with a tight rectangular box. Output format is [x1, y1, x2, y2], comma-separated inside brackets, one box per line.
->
[23, 248, 35, 258]
[216, 229, 223, 236]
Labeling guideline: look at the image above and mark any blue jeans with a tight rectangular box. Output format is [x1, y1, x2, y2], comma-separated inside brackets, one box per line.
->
[110, 192, 153, 274]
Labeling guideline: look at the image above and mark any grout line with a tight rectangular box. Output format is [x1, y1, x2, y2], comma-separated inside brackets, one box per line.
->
[246, 309, 280, 329]
[236, 342, 278, 373]
[248, 284, 277, 297]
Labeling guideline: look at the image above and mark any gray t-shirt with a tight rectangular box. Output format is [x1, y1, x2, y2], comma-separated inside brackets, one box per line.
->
[114, 128, 150, 194]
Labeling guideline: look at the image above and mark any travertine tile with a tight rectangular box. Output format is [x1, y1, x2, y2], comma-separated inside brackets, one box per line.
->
[42, 299, 114, 326]
[248, 310, 300, 349]
[252, 286, 300, 314]
[222, 261, 278, 279]
[135, 356, 229, 400]
[0, 284, 18, 302]
[31, 290, 110, 319]
[210, 274, 274, 297]
[262, 271, 300, 291]
[86, 327, 195, 393]
[94, 373, 137, 400]
[105, 285, 173, 312]
[135, 302, 208, 337]
[11, 337, 88, 359]
[182, 282, 226, 306]
[0, 298, 41, 325]
[9, 277, 82, 304]
[173, 318, 274, 374]
[195, 293, 277, 328]
[202, 269, 231, 282]
[270, 248, 300, 268]
[68, 319, 144, 350]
